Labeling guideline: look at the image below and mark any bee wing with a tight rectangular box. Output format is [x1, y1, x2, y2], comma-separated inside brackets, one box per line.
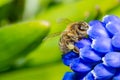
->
[43, 32, 62, 41]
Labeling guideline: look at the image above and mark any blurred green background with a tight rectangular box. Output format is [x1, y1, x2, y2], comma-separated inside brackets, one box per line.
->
[0, 0, 120, 80]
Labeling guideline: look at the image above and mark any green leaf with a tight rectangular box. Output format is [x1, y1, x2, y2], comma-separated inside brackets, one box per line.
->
[106, 5, 120, 17]
[0, 0, 13, 7]
[24, 36, 61, 67]
[0, 63, 69, 80]
[0, 20, 50, 72]
[0, 0, 13, 23]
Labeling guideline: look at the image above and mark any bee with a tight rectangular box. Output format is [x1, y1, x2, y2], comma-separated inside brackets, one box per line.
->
[59, 22, 89, 54]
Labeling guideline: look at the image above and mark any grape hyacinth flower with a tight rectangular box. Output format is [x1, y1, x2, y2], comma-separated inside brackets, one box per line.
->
[61, 15, 120, 80]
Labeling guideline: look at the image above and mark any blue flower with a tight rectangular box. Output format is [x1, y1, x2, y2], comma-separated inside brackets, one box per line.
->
[70, 58, 92, 73]
[62, 72, 75, 80]
[102, 15, 120, 24]
[112, 32, 120, 50]
[87, 20, 109, 39]
[62, 51, 79, 66]
[80, 46, 101, 63]
[113, 69, 120, 80]
[91, 37, 113, 53]
[92, 63, 116, 80]
[83, 72, 94, 80]
[106, 21, 120, 36]
[103, 52, 120, 68]
[74, 38, 91, 49]
[61, 15, 120, 80]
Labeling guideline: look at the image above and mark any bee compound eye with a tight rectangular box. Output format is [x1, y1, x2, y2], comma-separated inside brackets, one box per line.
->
[80, 24, 88, 31]
[80, 26, 86, 30]
[78, 22, 89, 31]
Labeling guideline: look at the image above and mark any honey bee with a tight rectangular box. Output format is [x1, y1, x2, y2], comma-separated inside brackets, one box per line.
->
[59, 22, 89, 54]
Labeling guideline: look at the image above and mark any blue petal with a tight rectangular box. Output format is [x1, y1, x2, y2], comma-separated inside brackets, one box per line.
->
[80, 46, 101, 63]
[106, 22, 120, 36]
[92, 63, 116, 80]
[91, 37, 112, 53]
[102, 15, 120, 24]
[103, 52, 120, 68]
[113, 69, 120, 80]
[112, 32, 120, 49]
[62, 51, 79, 66]
[70, 58, 92, 73]
[83, 72, 94, 80]
[62, 72, 75, 80]
[74, 38, 91, 49]
[63, 72, 86, 80]
[87, 20, 109, 39]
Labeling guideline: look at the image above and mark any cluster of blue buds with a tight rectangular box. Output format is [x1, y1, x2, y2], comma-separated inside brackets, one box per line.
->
[62, 15, 120, 80]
